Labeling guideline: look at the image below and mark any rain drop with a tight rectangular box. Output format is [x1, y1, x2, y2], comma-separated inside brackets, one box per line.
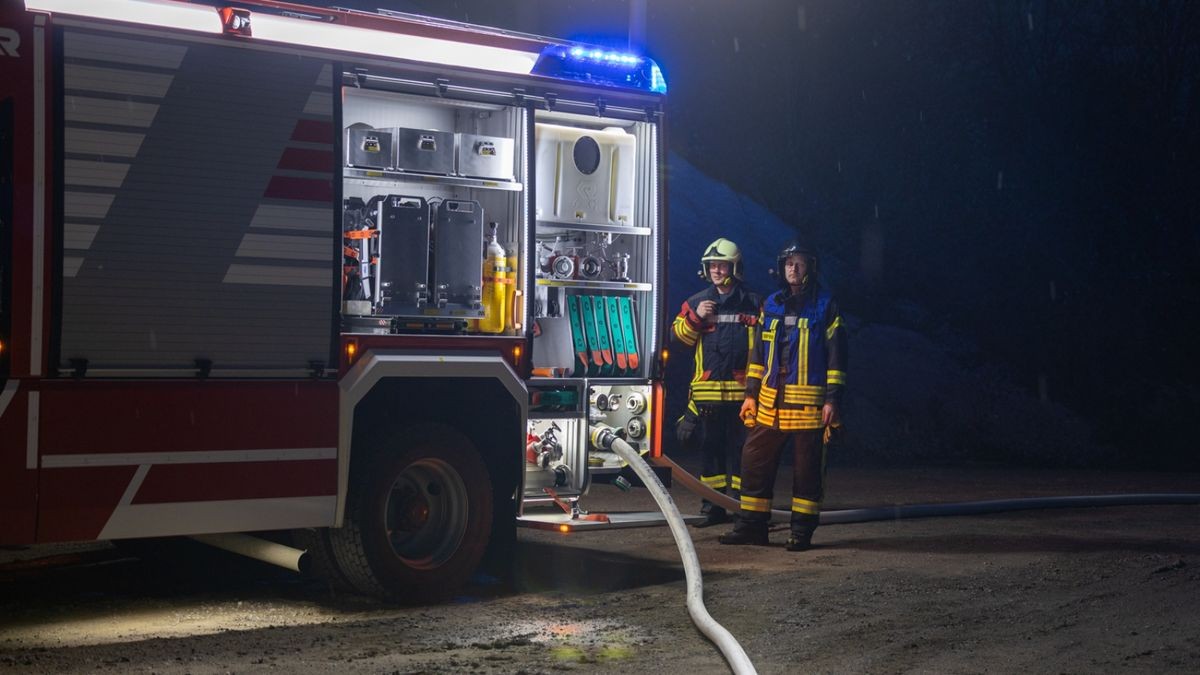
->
[996, 170, 1004, 190]
[797, 5, 807, 31]
[733, 36, 740, 53]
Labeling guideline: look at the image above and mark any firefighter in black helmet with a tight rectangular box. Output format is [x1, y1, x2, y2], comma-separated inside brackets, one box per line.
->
[719, 238, 846, 550]
[672, 238, 764, 527]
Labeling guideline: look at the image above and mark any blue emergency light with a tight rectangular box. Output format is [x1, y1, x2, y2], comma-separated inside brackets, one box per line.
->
[532, 44, 667, 94]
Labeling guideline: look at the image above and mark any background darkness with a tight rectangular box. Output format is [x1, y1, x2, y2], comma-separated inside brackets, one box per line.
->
[300, 1, 1199, 467]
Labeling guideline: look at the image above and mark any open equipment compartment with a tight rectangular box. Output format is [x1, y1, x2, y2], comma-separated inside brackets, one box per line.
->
[340, 87, 527, 334]
[523, 108, 663, 504]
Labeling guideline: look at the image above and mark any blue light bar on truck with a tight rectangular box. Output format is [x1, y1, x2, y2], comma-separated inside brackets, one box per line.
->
[532, 45, 667, 94]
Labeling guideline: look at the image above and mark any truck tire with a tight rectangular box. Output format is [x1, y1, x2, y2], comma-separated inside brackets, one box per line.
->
[291, 527, 355, 593]
[329, 425, 493, 602]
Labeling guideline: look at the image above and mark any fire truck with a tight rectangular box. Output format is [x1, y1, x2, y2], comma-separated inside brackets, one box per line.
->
[0, 0, 671, 601]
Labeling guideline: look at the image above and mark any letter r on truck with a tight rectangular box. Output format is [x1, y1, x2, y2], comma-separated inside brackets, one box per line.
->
[0, 27, 20, 57]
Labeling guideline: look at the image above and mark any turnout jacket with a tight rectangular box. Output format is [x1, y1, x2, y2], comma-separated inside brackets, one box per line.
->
[672, 283, 763, 410]
[745, 287, 847, 430]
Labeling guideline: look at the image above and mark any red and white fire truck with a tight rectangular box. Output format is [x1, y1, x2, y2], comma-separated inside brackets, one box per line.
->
[0, 0, 670, 600]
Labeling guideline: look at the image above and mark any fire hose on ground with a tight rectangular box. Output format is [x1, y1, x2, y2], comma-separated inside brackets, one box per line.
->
[587, 429, 1200, 675]
[590, 424, 758, 675]
[648, 454, 1200, 525]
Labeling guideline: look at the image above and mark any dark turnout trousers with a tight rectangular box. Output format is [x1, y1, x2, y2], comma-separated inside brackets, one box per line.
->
[736, 424, 825, 533]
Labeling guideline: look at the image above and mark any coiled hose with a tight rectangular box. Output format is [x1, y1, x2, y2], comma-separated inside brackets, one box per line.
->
[650, 454, 1200, 525]
[591, 425, 757, 675]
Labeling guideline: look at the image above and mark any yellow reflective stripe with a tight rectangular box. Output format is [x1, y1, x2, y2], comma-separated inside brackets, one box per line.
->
[791, 497, 820, 515]
[694, 338, 705, 381]
[701, 475, 728, 489]
[730, 476, 742, 490]
[692, 381, 746, 391]
[755, 407, 776, 426]
[758, 384, 777, 408]
[747, 364, 765, 379]
[781, 384, 825, 405]
[777, 418, 823, 430]
[673, 317, 699, 346]
[741, 495, 771, 513]
[764, 324, 777, 387]
[798, 317, 809, 385]
[687, 399, 700, 415]
[693, 390, 746, 402]
[826, 370, 846, 385]
[825, 315, 843, 341]
[777, 408, 822, 422]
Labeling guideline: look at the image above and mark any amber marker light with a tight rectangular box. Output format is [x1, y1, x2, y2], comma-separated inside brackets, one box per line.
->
[558, 524, 570, 534]
[344, 339, 358, 364]
[660, 347, 669, 366]
[512, 343, 523, 363]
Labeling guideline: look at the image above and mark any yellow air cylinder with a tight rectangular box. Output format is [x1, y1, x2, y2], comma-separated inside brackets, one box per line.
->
[479, 228, 507, 334]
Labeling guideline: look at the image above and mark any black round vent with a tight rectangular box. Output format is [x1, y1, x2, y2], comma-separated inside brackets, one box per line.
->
[572, 135, 601, 175]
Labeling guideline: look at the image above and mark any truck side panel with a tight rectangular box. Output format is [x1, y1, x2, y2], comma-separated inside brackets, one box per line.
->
[0, 6, 45, 545]
[57, 28, 336, 373]
[37, 380, 338, 542]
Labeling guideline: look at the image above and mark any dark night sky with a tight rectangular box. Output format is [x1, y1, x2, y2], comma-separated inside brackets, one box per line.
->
[297, 1, 1200, 466]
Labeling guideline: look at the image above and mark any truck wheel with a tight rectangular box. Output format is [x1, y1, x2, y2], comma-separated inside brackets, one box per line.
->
[330, 426, 493, 601]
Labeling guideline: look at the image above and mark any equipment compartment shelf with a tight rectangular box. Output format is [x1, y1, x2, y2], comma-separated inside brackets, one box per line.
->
[535, 220, 651, 236]
[536, 279, 652, 291]
[344, 168, 524, 192]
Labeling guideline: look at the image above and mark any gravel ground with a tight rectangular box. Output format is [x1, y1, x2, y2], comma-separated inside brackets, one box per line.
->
[2, 465, 1198, 674]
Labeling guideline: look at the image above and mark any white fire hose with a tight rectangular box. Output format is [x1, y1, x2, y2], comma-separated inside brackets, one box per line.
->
[649, 454, 1200, 525]
[590, 425, 757, 675]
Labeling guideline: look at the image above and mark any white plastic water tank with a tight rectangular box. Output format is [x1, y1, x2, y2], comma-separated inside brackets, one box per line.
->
[535, 123, 636, 228]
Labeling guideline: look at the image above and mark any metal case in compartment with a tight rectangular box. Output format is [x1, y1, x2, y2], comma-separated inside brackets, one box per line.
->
[345, 126, 393, 170]
[456, 133, 514, 181]
[377, 195, 432, 316]
[432, 200, 484, 316]
[393, 127, 455, 175]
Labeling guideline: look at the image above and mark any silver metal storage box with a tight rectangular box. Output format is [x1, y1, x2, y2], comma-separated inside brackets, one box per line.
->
[456, 133, 514, 181]
[345, 126, 393, 170]
[393, 127, 455, 175]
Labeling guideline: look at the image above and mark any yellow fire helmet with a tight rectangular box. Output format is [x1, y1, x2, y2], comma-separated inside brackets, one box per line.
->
[699, 237, 743, 281]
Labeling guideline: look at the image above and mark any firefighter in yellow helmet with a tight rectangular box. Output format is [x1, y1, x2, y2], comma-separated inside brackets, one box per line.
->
[719, 238, 846, 551]
[672, 238, 764, 527]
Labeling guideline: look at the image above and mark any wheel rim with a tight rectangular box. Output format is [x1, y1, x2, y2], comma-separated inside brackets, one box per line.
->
[383, 458, 469, 569]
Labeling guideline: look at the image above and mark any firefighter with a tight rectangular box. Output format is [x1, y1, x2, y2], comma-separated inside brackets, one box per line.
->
[719, 238, 847, 551]
[672, 238, 764, 528]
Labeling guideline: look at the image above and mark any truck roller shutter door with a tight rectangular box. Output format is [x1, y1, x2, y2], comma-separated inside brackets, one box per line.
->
[57, 30, 335, 375]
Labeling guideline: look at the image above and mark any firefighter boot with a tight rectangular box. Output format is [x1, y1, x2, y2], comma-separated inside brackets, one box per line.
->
[718, 519, 768, 546]
[785, 527, 815, 552]
[693, 502, 730, 528]
[786, 515, 818, 551]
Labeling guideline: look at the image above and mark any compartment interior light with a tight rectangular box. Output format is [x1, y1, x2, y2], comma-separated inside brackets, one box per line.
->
[24, 1, 539, 75]
[24, 0, 223, 34]
[250, 14, 538, 75]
